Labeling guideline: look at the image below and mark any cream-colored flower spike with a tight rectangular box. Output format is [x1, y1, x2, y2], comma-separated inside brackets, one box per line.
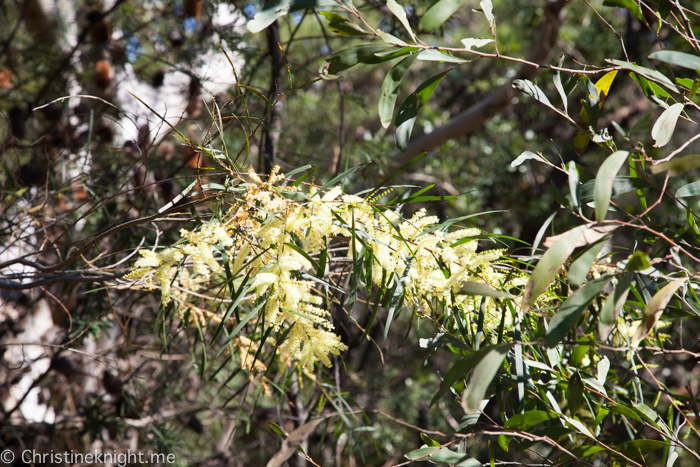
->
[126, 166, 515, 371]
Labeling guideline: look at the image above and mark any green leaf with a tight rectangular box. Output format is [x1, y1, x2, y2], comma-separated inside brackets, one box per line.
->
[216, 301, 265, 357]
[547, 275, 613, 347]
[430, 344, 503, 406]
[322, 44, 410, 76]
[318, 11, 368, 35]
[512, 79, 554, 109]
[531, 212, 557, 256]
[568, 161, 579, 208]
[419, 0, 466, 32]
[378, 53, 419, 128]
[377, 30, 409, 46]
[504, 410, 556, 430]
[649, 50, 700, 72]
[395, 70, 449, 152]
[632, 278, 686, 346]
[248, 0, 336, 33]
[404, 447, 480, 466]
[384, 258, 413, 340]
[676, 181, 700, 198]
[625, 251, 651, 271]
[594, 150, 630, 222]
[458, 281, 514, 299]
[617, 439, 668, 460]
[417, 49, 468, 63]
[599, 272, 633, 341]
[650, 154, 700, 175]
[568, 236, 609, 290]
[607, 59, 678, 93]
[461, 343, 511, 414]
[658, 0, 672, 17]
[386, 0, 417, 42]
[603, 0, 643, 20]
[553, 55, 568, 113]
[652, 103, 684, 148]
[567, 371, 584, 416]
[523, 225, 588, 309]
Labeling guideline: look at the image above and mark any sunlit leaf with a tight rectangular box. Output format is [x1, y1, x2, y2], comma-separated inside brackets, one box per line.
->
[419, 0, 467, 32]
[632, 279, 686, 346]
[594, 150, 630, 222]
[462, 343, 511, 414]
[395, 70, 449, 152]
[651, 103, 684, 148]
[378, 53, 418, 128]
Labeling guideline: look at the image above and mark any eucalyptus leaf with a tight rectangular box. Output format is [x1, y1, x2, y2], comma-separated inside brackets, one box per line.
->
[651, 103, 684, 148]
[418, 49, 468, 63]
[593, 150, 630, 222]
[386, 0, 417, 42]
[461, 38, 494, 50]
[462, 343, 511, 414]
[676, 181, 700, 198]
[248, 0, 336, 33]
[649, 50, 700, 72]
[419, 0, 467, 32]
[395, 70, 449, 152]
[632, 279, 686, 346]
[378, 53, 418, 128]
[599, 272, 633, 341]
[568, 236, 609, 290]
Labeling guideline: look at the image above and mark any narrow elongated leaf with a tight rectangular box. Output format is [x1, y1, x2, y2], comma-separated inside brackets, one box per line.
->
[419, 0, 466, 32]
[395, 71, 449, 152]
[378, 53, 419, 128]
[386, 0, 417, 42]
[458, 281, 514, 299]
[319, 11, 368, 35]
[543, 224, 616, 249]
[505, 411, 556, 430]
[531, 212, 557, 256]
[418, 49, 468, 63]
[607, 59, 678, 92]
[568, 236, 609, 290]
[594, 150, 630, 222]
[248, 0, 336, 33]
[404, 447, 480, 466]
[568, 161, 579, 208]
[676, 181, 700, 198]
[462, 343, 511, 414]
[553, 55, 568, 113]
[461, 38, 493, 49]
[384, 259, 413, 340]
[632, 278, 686, 346]
[547, 275, 613, 347]
[523, 225, 588, 309]
[323, 44, 408, 76]
[603, 0, 643, 20]
[512, 79, 553, 109]
[377, 30, 409, 46]
[568, 371, 584, 416]
[649, 50, 700, 72]
[430, 344, 503, 406]
[651, 103, 684, 148]
[573, 71, 618, 155]
[599, 272, 633, 340]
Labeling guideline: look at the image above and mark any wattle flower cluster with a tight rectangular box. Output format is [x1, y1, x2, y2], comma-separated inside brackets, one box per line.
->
[126, 166, 513, 370]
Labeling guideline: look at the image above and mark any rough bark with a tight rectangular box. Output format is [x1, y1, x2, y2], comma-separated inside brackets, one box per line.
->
[261, 21, 285, 174]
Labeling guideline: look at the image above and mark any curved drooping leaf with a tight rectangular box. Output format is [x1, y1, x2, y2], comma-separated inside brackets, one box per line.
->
[546, 275, 613, 347]
[378, 53, 418, 128]
[512, 79, 554, 109]
[504, 410, 557, 430]
[377, 30, 409, 46]
[676, 181, 700, 198]
[573, 71, 617, 155]
[248, 0, 336, 33]
[553, 55, 568, 113]
[395, 70, 449, 152]
[462, 343, 511, 414]
[651, 103, 684, 148]
[419, 0, 467, 32]
[649, 50, 700, 72]
[386, 0, 417, 42]
[523, 225, 588, 309]
[531, 212, 557, 256]
[607, 59, 678, 93]
[322, 44, 411, 76]
[511, 150, 547, 167]
[266, 417, 328, 467]
[632, 278, 686, 346]
[430, 344, 503, 405]
[625, 251, 651, 271]
[567, 236, 609, 290]
[594, 150, 630, 222]
[603, 0, 643, 20]
[318, 11, 368, 35]
[599, 272, 633, 341]
[480, 0, 495, 29]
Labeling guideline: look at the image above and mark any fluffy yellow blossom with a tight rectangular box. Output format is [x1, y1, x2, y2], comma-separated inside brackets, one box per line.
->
[126, 165, 514, 371]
